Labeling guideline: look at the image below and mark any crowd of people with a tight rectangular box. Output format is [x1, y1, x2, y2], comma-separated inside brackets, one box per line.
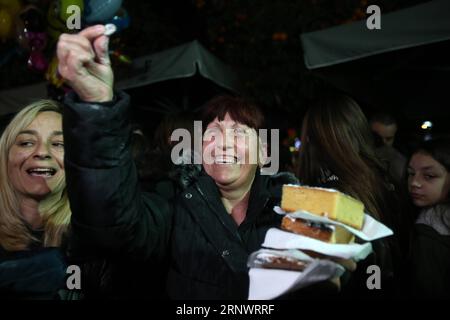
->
[0, 25, 449, 300]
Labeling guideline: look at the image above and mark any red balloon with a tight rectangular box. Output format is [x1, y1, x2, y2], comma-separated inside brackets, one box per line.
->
[28, 51, 48, 73]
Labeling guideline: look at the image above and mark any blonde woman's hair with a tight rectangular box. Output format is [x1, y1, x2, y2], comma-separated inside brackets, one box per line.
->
[0, 100, 71, 251]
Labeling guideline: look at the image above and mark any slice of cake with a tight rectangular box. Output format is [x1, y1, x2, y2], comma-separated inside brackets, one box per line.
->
[281, 215, 355, 244]
[253, 251, 311, 271]
[260, 256, 309, 271]
[281, 185, 365, 230]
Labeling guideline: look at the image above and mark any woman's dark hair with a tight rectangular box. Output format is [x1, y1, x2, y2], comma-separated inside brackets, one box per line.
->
[201, 95, 264, 130]
[134, 112, 197, 189]
[154, 112, 196, 153]
[297, 94, 392, 222]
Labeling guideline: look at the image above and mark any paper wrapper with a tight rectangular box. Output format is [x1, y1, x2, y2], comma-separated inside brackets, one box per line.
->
[247, 206, 393, 299]
[248, 249, 344, 300]
[248, 248, 314, 269]
[274, 206, 393, 241]
[262, 228, 373, 260]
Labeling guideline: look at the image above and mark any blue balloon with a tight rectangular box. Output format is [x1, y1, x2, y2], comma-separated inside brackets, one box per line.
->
[0, 46, 20, 68]
[107, 8, 130, 32]
[84, 0, 123, 24]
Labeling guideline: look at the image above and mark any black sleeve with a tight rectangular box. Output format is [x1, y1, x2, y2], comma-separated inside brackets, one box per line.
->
[410, 224, 450, 298]
[63, 91, 172, 261]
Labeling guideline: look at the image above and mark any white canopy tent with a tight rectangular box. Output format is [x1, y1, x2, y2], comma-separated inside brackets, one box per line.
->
[300, 0, 450, 127]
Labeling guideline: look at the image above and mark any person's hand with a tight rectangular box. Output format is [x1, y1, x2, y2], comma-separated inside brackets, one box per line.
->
[329, 258, 357, 291]
[57, 25, 114, 102]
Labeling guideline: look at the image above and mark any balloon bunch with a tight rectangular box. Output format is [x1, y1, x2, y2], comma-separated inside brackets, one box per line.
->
[84, 0, 124, 26]
[47, 0, 128, 43]
[45, 0, 131, 88]
[0, 0, 131, 94]
[47, 0, 85, 44]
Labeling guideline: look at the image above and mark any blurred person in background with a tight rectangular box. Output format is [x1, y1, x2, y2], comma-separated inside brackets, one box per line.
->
[370, 113, 407, 185]
[297, 94, 408, 297]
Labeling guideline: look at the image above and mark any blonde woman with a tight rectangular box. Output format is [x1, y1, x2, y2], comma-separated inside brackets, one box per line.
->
[0, 100, 70, 299]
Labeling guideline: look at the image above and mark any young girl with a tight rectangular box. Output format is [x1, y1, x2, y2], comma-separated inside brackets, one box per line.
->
[408, 138, 450, 298]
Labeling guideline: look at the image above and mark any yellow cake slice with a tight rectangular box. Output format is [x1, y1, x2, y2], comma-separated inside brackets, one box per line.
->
[281, 185, 365, 230]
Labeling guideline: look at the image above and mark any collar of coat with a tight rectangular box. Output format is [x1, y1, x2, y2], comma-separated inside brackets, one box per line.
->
[179, 169, 298, 239]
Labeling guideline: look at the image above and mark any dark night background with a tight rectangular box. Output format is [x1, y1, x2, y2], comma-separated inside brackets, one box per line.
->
[0, 0, 447, 144]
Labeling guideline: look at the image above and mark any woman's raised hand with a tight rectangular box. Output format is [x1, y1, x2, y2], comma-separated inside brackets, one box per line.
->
[57, 25, 114, 102]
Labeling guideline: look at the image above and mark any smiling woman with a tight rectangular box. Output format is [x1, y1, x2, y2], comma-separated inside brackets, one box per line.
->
[0, 100, 70, 299]
[0, 100, 69, 250]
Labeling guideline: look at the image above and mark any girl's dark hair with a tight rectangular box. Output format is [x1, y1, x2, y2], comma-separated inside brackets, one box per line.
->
[412, 138, 450, 172]
[411, 138, 450, 201]
[297, 94, 393, 222]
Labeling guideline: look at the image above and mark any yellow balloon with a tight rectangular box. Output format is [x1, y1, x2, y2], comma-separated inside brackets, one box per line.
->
[60, 0, 84, 22]
[46, 56, 65, 88]
[47, 1, 67, 43]
[47, 0, 85, 43]
[0, 8, 13, 41]
[0, 0, 22, 17]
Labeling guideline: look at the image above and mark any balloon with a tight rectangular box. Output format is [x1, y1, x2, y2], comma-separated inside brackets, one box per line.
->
[46, 56, 65, 88]
[28, 50, 48, 73]
[47, 0, 68, 43]
[0, 8, 13, 41]
[0, 0, 22, 17]
[13, 6, 49, 72]
[28, 31, 48, 51]
[59, 0, 84, 22]
[111, 50, 131, 64]
[0, 47, 20, 68]
[108, 7, 130, 32]
[19, 5, 46, 32]
[84, 0, 122, 24]
[26, 31, 48, 72]
[15, 14, 29, 49]
[16, 5, 45, 49]
[47, 0, 84, 42]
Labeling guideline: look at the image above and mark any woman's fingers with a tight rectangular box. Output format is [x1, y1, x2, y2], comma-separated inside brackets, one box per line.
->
[329, 277, 341, 291]
[92, 35, 110, 66]
[78, 24, 105, 41]
[58, 44, 94, 79]
[58, 33, 95, 57]
[328, 259, 356, 292]
[332, 257, 357, 272]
